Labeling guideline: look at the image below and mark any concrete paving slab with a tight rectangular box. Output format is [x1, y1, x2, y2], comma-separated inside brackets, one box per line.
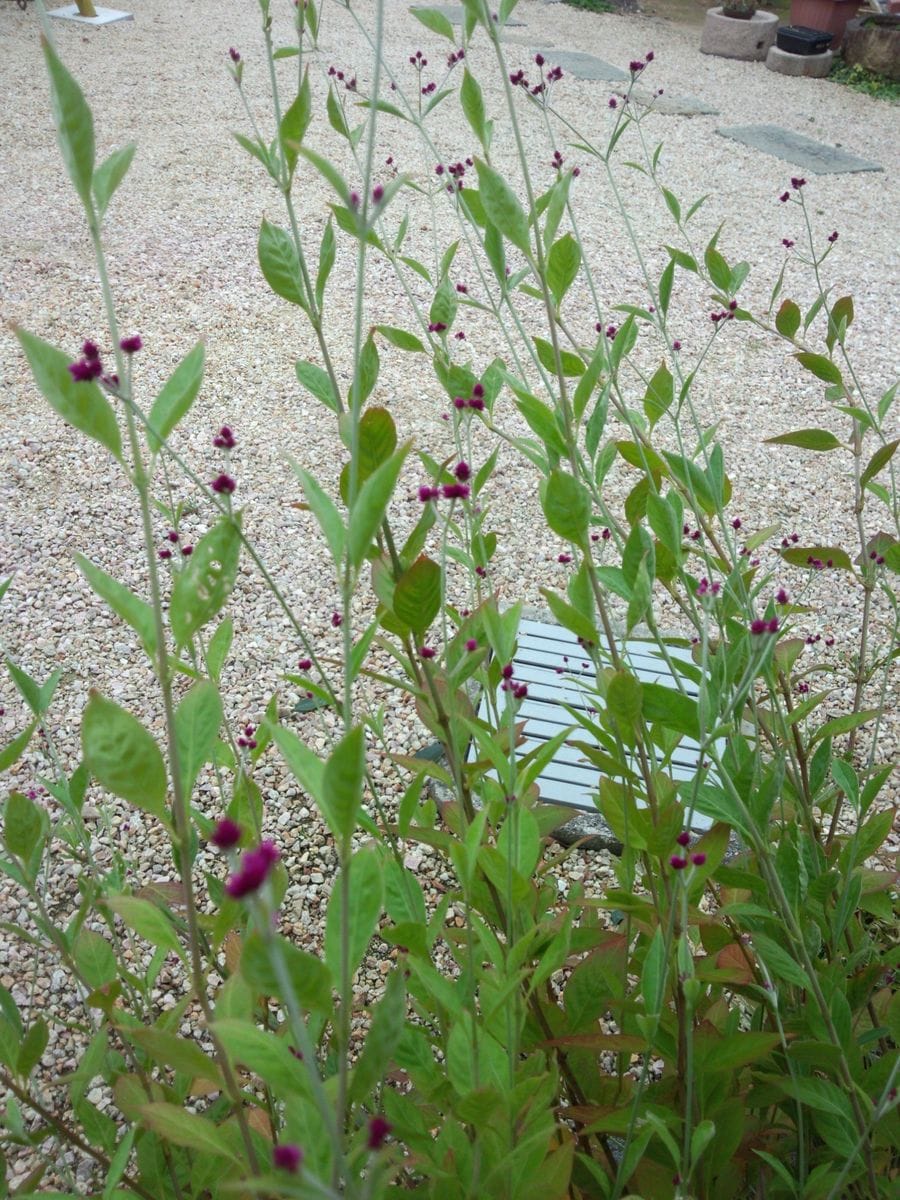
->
[532, 48, 629, 80]
[615, 86, 719, 116]
[717, 124, 883, 173]
[48, 5, 133, 23]
[411, 4, 525, 26]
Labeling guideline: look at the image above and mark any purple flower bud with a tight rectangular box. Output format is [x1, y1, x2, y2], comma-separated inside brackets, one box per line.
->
[82, 340, 101, 361]
[372, 184, 384, 204]
[419, 646, 436, 659]
[465, 638, 478, 652]
[181, 544, 193, 556]
[646, 49, 655, 61]
[68, 358, 102, 382]
[454, 461, 471, 481]
[167, 529, 180, 543]
[691, 852, 706, 867]
[367, 1116, 392, 1151]
[558, 553, 572, 564]
[791, 177, 806, 190]
[629, 60, 645, 73]
[782, 238, 795, 249]
[828, 230, 838, 243]
[120, 334, 143, 354]
[750, 619, 768, 635]
[273, 1143, 303, 1173]
[767, 617, 779, 634]
[441, 482, 470, 500]
[669, 855, 687, 870]
[676, 831, 691, 847]
[776, 589, 789, 605]
[210, 473, 236, 495]
[331, 611, 342, 627]
[513, 683, 528, 700]
[158, 548, 172, 560]
[779, 192, 790, 203]
[418, 485, 439, 502]
[672, 340, 681, 351]
[225, 840, 280, 898]
[535, 53, 545, 66]
[501, 664, 514, 680]
[211, 818, 242, 849]
[229, 47, 241, 63]
[298, 658, 312, 670]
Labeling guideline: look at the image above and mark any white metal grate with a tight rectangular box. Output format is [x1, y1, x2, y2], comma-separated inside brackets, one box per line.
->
[471, 619, 713, 832]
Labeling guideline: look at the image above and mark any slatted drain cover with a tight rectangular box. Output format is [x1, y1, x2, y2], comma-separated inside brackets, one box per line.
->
[470, 618, 713, 836]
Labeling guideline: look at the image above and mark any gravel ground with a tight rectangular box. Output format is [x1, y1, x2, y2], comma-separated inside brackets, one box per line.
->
[0, 0, 898, 1189]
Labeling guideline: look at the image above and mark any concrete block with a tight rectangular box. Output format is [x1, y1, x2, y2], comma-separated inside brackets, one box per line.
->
[766, 44, 834, 75]
[701, 7, 779, 61]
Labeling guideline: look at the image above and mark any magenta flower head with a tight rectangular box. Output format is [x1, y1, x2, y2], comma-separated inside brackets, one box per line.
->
[68, 357, 103, 382]
[828, 230, 839, 243]
[691, 852, 707, 867]
[213, 425, 236, 449]
[229, 47, 241, 63]
[273, 1143, 303, 1173]
[676, 830, 691, 847]
[211, 817, 242, 850]
[419, 646, 436, 660]
[441, 482, 470, 501]
[669, 855, 687, 870]
[465, 638, 478, 652]
[779, 191, 790, 203]
[629, 59, 645, 73]
[225, 840, 280, 899]
[418, 485, 439, 502]
[298, 658, 312, 670]
[454, 461, 471, 481]
[750, 619, 767, 636]
[791, 177, 806, 190]
[367, 1115, 392, 1151]
[82, 339, 101, 361]
[211, 473, 236, 495]
[120, 334, 142, 354]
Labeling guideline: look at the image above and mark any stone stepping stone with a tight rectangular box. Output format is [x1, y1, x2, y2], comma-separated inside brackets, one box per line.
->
[532, 48, 629, 80]
[411, 4, 526, 26]
[613, 86, 719, 116]
[717, 124, 882, 174]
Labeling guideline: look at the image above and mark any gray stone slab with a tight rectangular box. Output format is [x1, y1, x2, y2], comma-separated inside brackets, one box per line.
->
[411, 4, 525, 26]
[717, 124, 882, 174]
[614, 86, 719, 116]
[531, 49, 629, 80]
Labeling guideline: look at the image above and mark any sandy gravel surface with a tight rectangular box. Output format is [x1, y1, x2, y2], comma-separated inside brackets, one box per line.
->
[0, 0, 897, 1188]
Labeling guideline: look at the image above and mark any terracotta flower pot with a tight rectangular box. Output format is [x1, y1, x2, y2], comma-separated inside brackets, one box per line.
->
[788, 0, 864, 49]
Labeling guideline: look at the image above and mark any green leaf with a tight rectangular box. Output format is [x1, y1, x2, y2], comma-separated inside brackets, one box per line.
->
[210, 1018, 308, 1100]
[3, 791, 47, 860]
[298, 145, 352, 208]
[429, 276, 458, 331]
[257, 219, 306, 308]
[474, 159, 530, 256]
[861, 438, 898, 489]
[541, 470, 590, 546]
[661, 186, 681, 224]
[270, 724, 324, 806]
[751, 932, 810, 988]
[606, 670, 643, 730]
[642, 682, 699, 740]
[695, 1032, 781, 1073]
[375, 325, 425, 353]
[174, 682, 222, 796]
[0, 721, 38, 774]
[92, 143, 136, 220]
[348, 333, 380, 409]
[315, 221, 335, 310]
[411, 5, 457, 40]
[18, 1019, 48, 1079]
[350, 969, 406, 1102]
[533, 336, 584, 377]
[775, 298, 801, 339]
[296, 359, 340, 414]
[325, 844, 385, 982]
[138, 1103, 241, 1163]
[104, 895, 184, 960]
[147, 341, 205, 453]
[170, 516, 242, 646]
[357, 406, 398, 481]
[779, 544, 853, 572]
[393, 556, 442, 634]
[5, 660, 61, 717]
[765, 428, 842, 452]
[42, 39, 95, 210]
[826, 294, 854, 352]
[239, 932, 333, 1013]
[81, 693, 168, 820]
[293, 465, 345, 564]
[795, 352, 843, 387]
[75, 553, 157, 659]
[810, 708, 879, 746]
[460, 68, 488, 152]
[539, 588, 598, 646]
[206, 618, 233, 681]
[127, 1027, 221, 1084]
[322, 726, 365, 845]
[705, 245, 731, 294]
[641, 926, 667, 1017]
[73, 929, 117, 989]
[15, 329, 122, 462]
[279, 68, 312, 178]
[348, 445, 409, 568]
[643, 362, 673, 427]
[547, 233, 581, 308]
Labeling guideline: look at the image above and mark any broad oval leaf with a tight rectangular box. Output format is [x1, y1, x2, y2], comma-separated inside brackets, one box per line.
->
[16, 329, 122, 462]
[258, 219, 306, 308]
[170, 515, 242, 645]
[147, 341, 205, 453]
[541, 470, 590, 546]
[81, 693, 168, 819]
[474, 159, 531, 256]
[43, 40, 95, 210]
[174, 681, 223, 796]
[765, 428, 842, 452]
[393, 555, 442, 634]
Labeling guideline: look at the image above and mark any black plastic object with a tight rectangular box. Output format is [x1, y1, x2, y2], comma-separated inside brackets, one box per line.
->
[777, 25, 834, 54]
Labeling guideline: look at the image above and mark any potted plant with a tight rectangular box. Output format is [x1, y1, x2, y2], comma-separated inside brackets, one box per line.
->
[701, 3, 779, 58]
[722, 0, 757, 17]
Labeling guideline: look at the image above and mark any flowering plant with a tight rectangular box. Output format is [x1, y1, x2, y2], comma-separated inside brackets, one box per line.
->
[2, 1, 898, 1198]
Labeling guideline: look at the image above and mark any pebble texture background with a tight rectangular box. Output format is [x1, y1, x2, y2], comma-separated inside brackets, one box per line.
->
[0, 0, 897, 1188]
